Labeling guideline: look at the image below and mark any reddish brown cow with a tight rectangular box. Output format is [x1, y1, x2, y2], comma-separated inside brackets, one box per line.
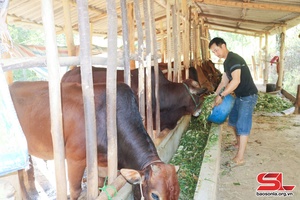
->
[197, 60, 222, 90]
[10, 81, 180, 200]
[61, 67, 208, 131]
[157, 62, 216, 92]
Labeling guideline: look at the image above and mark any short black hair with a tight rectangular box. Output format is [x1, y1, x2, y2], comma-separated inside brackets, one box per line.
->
[209, 37, 226, 48]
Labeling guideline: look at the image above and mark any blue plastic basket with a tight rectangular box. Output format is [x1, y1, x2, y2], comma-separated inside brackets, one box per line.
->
[207, 94, 235, 124]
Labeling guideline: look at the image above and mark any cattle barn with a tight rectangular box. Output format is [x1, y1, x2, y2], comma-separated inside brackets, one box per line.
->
[1, 0, 300, 199]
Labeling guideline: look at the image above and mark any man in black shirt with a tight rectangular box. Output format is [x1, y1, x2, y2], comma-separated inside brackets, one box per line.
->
[209, 37, 258, 166]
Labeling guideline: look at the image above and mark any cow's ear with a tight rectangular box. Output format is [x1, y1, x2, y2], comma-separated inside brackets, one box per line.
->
[120, 168, 142, 185]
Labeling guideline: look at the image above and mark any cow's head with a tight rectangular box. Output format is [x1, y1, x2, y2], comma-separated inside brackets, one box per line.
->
[182, 79, 208, 117]
[120, 162, 180, 200]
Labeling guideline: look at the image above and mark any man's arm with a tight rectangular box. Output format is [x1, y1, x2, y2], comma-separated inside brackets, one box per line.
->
[215, 73, 229, 94]
[215, 69, 240, 106]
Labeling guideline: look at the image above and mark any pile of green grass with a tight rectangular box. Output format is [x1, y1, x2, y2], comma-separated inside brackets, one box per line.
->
[255, 92, 294, 113]
[170, 117, 210, 199]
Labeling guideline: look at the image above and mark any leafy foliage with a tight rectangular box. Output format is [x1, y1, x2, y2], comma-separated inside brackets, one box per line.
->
[197, 94, 216, 129]
[170, 117, 210, 200]
[254, 92, 294, 113]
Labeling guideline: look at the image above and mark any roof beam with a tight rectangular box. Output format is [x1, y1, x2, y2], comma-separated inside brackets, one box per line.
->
[194, 0, 300, 13]
[205, 22, 268, 35]
[198, 13, 285, 26]
[208, 26, 262, 37]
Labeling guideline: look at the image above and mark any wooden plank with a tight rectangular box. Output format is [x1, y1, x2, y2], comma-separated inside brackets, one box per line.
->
[281, 89, 296, 103]
[2, 56, 108, 71]
[106, 0, 118, 185]
[76, 0, 98, 198]
[41, 0, 67, 199]
[194, 0, 300, 13]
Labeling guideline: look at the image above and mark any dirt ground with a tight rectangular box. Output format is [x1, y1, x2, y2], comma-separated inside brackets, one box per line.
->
[217, 113, 300, 200]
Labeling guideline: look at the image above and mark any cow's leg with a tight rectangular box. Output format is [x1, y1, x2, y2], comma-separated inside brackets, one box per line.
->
[67, 159, 86, 200]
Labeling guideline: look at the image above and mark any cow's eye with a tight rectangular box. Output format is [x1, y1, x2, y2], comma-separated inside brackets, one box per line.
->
[151, 193, 159, 200]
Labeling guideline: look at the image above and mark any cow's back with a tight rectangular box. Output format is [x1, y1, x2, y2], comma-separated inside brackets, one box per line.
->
[9, 81, 87, 160]
[61, 67, 125, 83]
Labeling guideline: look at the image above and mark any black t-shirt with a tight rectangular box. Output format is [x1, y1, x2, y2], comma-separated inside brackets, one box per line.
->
[223, 52, 258, 97]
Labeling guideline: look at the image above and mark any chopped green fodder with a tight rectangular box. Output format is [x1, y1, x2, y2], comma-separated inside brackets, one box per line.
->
[255, 92, 294, 113]
[170, 117, 210, 200]
[197, 94, 216, 128]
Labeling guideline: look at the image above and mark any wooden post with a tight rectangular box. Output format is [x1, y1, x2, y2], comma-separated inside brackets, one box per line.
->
[133, 0, 145, 125]
[149, 0, 160, 136]
[176, 0, 182, 82]
[62, 0, 76, 69]
[127, 3, 135, 69]
[264, 33, 269, 85]
[182, 0, 190, 79]
[199, 19, 205, 60]
[193, 11, 199, 66]
[277, 26, 286, 90]
[41, 0, 67, 199]
[166, 0, 172, 81]
[77, 0, 98, 198]
[160, 21, 165, 63]
[143, 0, 153, 137]
[294, 85, 300, 114]
[172, 3, 179, 82]
[204, 27, 210, 59]
[106, 0, 118, 185]
[259, 35, 263, 79]
[251, 55, 258, 80]
[120, 0, 131, 86]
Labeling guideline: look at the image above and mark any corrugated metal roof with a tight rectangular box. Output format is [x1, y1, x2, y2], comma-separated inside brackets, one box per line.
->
[5, 0, 300, 39]
[195, 0, 300, 36]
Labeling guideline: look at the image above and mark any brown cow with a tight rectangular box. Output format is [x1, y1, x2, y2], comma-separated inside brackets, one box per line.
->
[157, 62, 216, 92]
[197, 60, 222, 90]
[61, 67, 208, 131]
[10, 81, 180, 200]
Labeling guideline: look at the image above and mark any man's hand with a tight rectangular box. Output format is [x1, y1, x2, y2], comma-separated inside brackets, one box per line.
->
[214, 95, 223, 106]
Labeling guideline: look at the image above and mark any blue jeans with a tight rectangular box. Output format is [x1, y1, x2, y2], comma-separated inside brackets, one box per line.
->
[228, 94, 258, 135]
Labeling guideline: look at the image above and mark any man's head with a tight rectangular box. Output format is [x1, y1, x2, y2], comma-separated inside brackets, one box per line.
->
[209, 37, 228, 59]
